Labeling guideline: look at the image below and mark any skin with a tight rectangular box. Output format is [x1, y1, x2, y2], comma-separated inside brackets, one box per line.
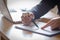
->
[41, 17, 60, 30]
[21, 13, 34, 26]
[21, 13, 60, 30]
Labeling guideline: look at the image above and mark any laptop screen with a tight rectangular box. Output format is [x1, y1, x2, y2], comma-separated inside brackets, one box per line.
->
[9, 10, 22, 22]
[0, 0, 12, 21]
[0, 0, 22, 22]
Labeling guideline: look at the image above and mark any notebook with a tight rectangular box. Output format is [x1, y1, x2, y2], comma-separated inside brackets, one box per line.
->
[15, 22, 60, 37]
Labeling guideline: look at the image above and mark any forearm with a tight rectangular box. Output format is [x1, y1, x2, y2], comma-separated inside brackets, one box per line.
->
[30, 0, 56, 19]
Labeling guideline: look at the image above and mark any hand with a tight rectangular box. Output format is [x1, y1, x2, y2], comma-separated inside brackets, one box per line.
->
[21, 12, 34, 26]
[41, 17, 60, 30]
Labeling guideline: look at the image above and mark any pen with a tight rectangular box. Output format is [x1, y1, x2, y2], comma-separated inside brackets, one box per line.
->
[32, 19, 39, 29]
[22, 10, 39, 29]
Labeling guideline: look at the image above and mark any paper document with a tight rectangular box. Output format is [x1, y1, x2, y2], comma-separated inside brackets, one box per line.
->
[15, 22, 60, 37]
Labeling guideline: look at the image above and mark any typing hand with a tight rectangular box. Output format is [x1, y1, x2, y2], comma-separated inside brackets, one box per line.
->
[41, 17, 60, 30]
[21, 12, 34, 26]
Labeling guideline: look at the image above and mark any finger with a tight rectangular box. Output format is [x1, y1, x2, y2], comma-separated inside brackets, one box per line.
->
[41, 18, 60, 29]
[29, 14, 34, 19]
[41, 20, 56, 29]
[21, 13, 29, 19]
[22, 13, 29, 17]
[51, 22, 60, 30]
[22, 16, 32, 23]
[41, 20, 59, 30]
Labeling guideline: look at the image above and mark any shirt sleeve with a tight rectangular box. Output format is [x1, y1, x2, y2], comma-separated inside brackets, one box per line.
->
[57, 0, 60, 15]
[30, 0, 56, 19]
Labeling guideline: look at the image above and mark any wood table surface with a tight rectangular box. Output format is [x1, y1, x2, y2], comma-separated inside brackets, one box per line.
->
[0, 14, 60, 40]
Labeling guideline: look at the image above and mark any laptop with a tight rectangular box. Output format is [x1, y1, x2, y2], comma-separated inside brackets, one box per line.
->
[0, 0, 22, 24]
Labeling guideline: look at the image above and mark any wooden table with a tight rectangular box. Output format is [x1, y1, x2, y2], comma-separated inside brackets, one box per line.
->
[0, 14, 60, 40]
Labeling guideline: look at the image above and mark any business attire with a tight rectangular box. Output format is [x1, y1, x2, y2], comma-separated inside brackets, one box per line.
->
[31, 0, 60, 19]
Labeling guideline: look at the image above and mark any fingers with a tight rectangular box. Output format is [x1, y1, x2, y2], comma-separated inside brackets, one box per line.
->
[21, 13, 34, 25]
[51, 22, 58, 30]
[41, 19, 56, 29]
[29, 13, 35, 19]
[51, 21, 60, 30]
[21, 13, 29, 18]
[41, 18, 60, 30]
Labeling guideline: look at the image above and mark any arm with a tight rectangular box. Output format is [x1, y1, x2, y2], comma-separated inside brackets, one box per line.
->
[31, 0, 56, 19]
[21, 0, 57, 26]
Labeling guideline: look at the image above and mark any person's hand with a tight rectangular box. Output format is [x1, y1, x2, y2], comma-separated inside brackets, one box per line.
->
[41, 17, 60, 30]
[21, 12, 34, 26]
